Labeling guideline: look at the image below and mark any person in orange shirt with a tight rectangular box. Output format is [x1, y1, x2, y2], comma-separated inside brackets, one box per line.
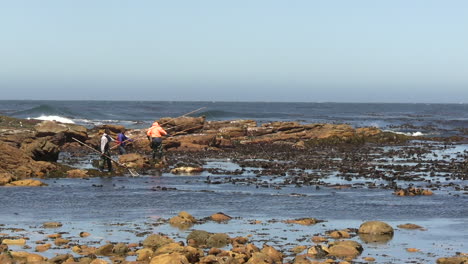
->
[146, 121, 168, 160]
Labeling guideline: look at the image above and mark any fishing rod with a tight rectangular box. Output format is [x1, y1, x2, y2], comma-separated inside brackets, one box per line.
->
[158, 107, 206, 127]
[72, 137, 139, 177]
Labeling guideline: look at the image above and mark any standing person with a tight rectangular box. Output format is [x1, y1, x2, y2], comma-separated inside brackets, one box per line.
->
[146, 121, 168, 160]
[100, 128, 114, 172]
[116, 129, 132, 155]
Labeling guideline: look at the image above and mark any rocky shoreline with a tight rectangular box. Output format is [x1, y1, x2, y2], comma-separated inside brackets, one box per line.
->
[1, 115, 467, 263]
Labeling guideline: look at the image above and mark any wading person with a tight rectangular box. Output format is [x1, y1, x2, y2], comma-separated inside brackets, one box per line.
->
[146, 121, 168, 160]
[116, 129, 132, 155]
[100, 128, 114, 172]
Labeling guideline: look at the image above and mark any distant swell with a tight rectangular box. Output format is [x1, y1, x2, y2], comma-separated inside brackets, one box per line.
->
[12, 104, 75, 117]
[200, 110, 301, 120]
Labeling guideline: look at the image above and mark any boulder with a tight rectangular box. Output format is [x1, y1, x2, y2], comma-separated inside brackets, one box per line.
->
[155, 243, 203, 263]
[261, 245, 283, 263]
[0, 141, 55, 178]
[211, 212, 232, 222]
[43, 222, 62, 228]
[328, 240, 363, 259]
[187, 230, 211, 247]
[246, 252, 274, 264]
[35, 120, 88, 141]
[206, 233, 231, 248]
[143, 234, 175, 251]
[358, 221, 394, 235]
[169, 211, 197, 229]
[150, 252, 190, 264]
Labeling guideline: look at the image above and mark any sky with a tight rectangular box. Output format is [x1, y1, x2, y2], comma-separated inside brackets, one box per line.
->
[1, 0, 467, 103]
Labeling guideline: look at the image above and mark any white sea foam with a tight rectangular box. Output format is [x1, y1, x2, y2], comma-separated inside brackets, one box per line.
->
[386, 130, 426, 137]
[29, 115, 75, 124]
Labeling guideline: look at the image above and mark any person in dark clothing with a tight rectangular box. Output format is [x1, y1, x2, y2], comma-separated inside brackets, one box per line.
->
[99, 129, 114, 172]
[116, 129, 132, 155]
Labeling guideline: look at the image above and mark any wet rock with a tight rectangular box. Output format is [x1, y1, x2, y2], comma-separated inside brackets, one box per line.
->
[206, 233, 231, 248]
[80, 231, 91, 238]
[211, 212, 232, 222]
[10, 251, 46, 263]
[397, 223, 424, 229]
[90, 259, 110, 264]
[54, 238, 70, 246]
[0, 141, 55, 178]
[43, 222, 63, 228]
[35, 243, 51, 252]
[261, 245, 283, 263]
[329, 230, 351, 239]
[0, 254, 13, 264]
[187, 230, 211, 247]
[169, 211, 197, 229]
[2, 239, 26, 246]
[35, 120, 88, 141]
[171, 166, 204, 174]
[328, 240, 363, 259]
[20, 137, 60, 161]
[436, 256, 468, 264]
[67, 169, 89, 178]
[136, 248, 154, 261]
[155, 243, 203, 263]
[150, 252, 190, 264]
[112, 243, 129, 255]
[246, 252, 274, 264]
[284, 218, 322, 226]
[0, 172, 14, 185]
[358, 221, 394, 235]
[394, 187, 433, 196]
[119, 153, 149, 169]
[6, 179, 47, 186]
[143, 234, 175, 251]
[358, 233, 394, 244]
[307, 244, 329, 258]
[95, 244, 114, 256]
[48, 253, 73, 263]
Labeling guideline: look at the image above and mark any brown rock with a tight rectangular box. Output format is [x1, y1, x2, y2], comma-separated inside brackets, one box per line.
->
[284, 218, 321, 226]
[358, 221, 394, 235]
[67, 169, 89, 178]
[211, 212, 232, 222]
[0, 172, 14, 185]
[397, 223, 423, 229]
[2, 239, 26, 245]
[143, 234, 175, 251]
[150, 252, 190, 264]
[119, 153, 149, 169]
[169, 211, 197, 229]
[80, 231, 91, 237]
[6, 179, 47, 187]
[35, 243, 51, 252]
[261, 245, 283, 263]
[206, 233, 231, 248]
[329, 230, 351, 239]
[171, 166, 204, 174]
[436, 256, 468, 264]
[43, 222, 63, 228]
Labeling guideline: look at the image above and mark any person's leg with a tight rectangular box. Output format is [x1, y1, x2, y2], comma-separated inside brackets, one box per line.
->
[119, 145, 126, 155]
[105, 151, 112, 172]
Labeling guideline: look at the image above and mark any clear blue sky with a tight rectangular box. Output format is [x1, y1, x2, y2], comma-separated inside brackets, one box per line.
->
[1, 0, 467, 103]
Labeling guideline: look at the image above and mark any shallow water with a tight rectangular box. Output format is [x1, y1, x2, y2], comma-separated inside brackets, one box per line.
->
[1, 160, 467, 263]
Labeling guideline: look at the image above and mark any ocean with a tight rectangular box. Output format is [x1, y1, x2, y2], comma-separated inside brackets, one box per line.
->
[1, 100, 467, 263]
[1, 100, 467, 136]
